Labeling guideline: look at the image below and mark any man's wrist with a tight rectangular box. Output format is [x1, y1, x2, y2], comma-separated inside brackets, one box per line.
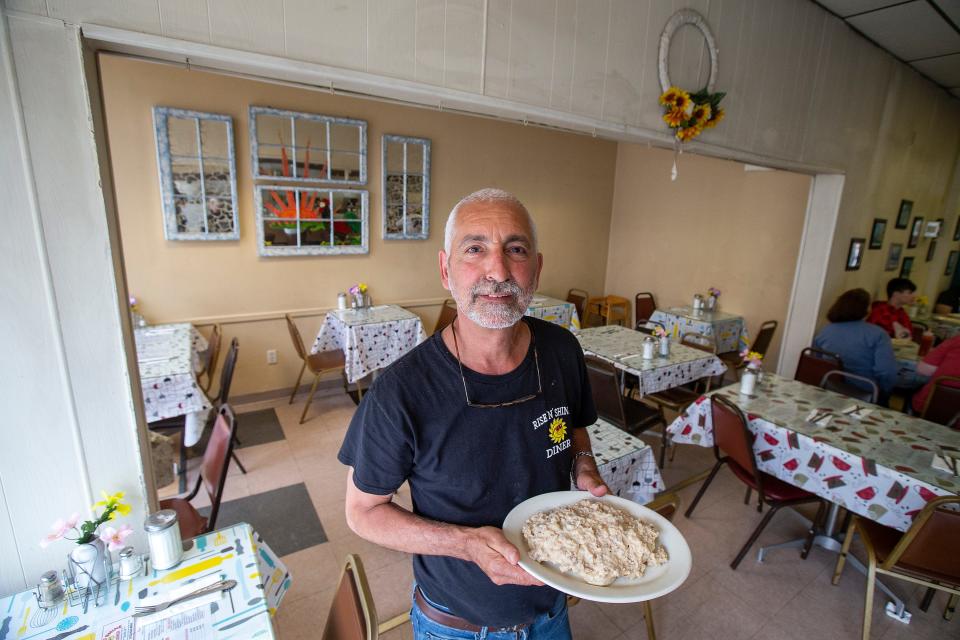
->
[570, 450, 596, 485]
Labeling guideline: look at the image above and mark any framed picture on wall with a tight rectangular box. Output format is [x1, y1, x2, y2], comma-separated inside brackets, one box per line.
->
[900, 256, 914, 278]
[924, 219, 942, 238]
[927, 239, 937, 262]
[947, 251, 959, 277]
[895, 200, 913, 229]
[885, 243, 903, 271]
[845, 238, 865, 271]
[869, 218, 887, 249]
[908, 216, 924, 248]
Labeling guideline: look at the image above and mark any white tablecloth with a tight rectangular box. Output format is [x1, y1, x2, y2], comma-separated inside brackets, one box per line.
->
[312, 305, 427, 383]
[649, 306, 749, 353]
[584, 418, 663, 504]
[526, 294, 581, 331]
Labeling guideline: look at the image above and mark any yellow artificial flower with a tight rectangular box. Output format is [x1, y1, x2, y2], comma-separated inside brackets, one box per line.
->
[746, 351, 764, 362]
[92, 490, 126, 511]
[690, 103, 712, 128]
[659, 86, 688, 107]
[663, 108, 687, 128]
[676, 125, 702, 142]
[704, 107, 725, 129]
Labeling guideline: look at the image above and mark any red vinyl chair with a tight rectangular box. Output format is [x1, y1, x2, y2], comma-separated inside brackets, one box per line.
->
[794, 347, 843, 387]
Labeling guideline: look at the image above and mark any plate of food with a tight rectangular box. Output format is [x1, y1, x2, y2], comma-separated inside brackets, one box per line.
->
[502, 491, 691, 603]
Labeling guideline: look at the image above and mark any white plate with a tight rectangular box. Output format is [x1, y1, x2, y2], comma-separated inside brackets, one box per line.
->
[502, 491, 691, 603]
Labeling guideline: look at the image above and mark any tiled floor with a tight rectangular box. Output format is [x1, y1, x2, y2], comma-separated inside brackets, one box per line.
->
[158, 393, 956, 639]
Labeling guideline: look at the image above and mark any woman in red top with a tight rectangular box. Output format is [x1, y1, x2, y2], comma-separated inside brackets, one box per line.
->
[912, 335, 960, 414]
[867, 278, 916, 339]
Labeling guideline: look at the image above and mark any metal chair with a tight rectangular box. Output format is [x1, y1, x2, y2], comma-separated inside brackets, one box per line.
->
[820, 370, 879, 404]
[322, 554, 410, 639]
[434, 299, 458, 334]
[832, 495, 960, 639]
[920, 376, 960, 427]
[635, 320, 666, 336]
[196, 324, 221, 394]
[635, 292, 657, 330]
[719, 320, 778, 377]
[158, 404, 238, 540]
[584, 355, 664, 451]
[794, 347, 843, 386]
[566, 288, 589, 320]
[286, 314, 347, 424]
[685, 394, 824, 569]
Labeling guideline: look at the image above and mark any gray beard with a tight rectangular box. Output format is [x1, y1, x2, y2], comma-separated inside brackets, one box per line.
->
[449, 276, 536, 329]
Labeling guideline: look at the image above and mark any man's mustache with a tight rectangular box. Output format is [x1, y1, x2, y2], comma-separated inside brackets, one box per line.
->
[470, 280, 524, 299]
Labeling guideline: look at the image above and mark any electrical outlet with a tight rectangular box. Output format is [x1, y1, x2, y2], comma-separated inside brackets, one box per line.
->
[266, 349, 278, 365]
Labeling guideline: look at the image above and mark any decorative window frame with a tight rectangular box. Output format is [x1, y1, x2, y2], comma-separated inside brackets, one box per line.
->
[249, 106, 367, 186]
[382, 134, 431, 240]
[254, 186, 369, 256]
[153, 107, 239, 241]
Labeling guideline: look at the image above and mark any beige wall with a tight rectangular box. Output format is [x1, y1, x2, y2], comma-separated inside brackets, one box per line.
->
[605, 145, 812, 368]
[100, 54, 617, 395]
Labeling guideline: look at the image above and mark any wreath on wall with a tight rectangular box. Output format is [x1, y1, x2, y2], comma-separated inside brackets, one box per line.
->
[658, 10, 725, 179]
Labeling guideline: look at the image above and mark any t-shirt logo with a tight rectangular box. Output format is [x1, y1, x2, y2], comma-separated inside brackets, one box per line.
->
[548, 418, 567, 444]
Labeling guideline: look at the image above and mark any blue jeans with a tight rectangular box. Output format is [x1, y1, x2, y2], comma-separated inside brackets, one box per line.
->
[410, 586, 571, 640]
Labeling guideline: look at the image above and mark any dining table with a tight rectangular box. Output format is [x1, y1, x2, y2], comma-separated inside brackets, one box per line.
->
[666, 373, 960, 618]
[576, 325, 727, 397]
[928, 313, 960, 342]
[0, 522, 289, 640]
[525, 294, 581, 331]
[648, 306, 750, 354]
[135, 323, 212, 447]
[583, 418, 664, 504]
[312, 304, 427, 383]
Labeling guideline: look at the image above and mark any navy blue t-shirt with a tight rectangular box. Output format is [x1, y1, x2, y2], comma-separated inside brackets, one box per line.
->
[338, 317, 597, 626]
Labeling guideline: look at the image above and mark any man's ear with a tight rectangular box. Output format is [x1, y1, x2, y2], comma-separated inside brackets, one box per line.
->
[439, 250, 451, 290]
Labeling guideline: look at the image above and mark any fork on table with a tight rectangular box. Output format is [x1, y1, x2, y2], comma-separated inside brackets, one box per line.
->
[133, 579, 237, 617]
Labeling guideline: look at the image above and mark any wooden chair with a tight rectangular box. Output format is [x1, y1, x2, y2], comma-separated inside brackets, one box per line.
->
[322, 554, 410, 639]
[644, 333, 717, 467]
[934, 303, 953, 314]
[584, 355, 664, 457]
[584, 295, 630, 327]
[820, 370, 879, 404]
[286, 314, 347, 424]
[159, 404, 238, 540]
[685, 394, 824, 569]
[719, 319, 777, 375]
[910, 321, 928, 345]
[196, 324, 221, 394]
[434, 298, 458, 334]
[794, 347, 843, 386]
[635, 292, 657, 330]
[832, 496, 960, 639]
[920, 376, 960, 427]
[566, 288, 589, 320]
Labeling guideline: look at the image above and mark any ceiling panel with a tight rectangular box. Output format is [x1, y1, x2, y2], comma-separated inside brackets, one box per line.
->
[848, 1, 960, 61]
[933, 0, 960, 27]
[912, 53, 960, 87]
[816, 0, 905, 18]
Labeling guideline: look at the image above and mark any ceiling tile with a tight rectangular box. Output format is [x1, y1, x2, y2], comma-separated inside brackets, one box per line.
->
[912, 53, 960, 87]
[933, 0, 960, 27]
[816, 1, 907, 18]
[848, 1, 960, 61]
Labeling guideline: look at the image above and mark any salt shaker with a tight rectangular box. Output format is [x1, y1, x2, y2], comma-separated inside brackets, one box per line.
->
[692, 294, 704, 310]
[144, 510, 182, 570]
[740, 369, 758, 396]
[337, 292, 347, 310]
[37, 570, 64, 608]
[641, 335, 656, 360]
[118, 546, 144, 579]
[659, 335, 670, 357]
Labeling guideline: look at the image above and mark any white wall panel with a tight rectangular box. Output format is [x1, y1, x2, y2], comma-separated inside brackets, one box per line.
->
[507, 0, 555, 106]
[602, 0, 646, 126]
[443, 0, 484, 92]
[285, 0, 364, 69]
[415, 0, 446, 86]
[46, 0, 161, 33]
[210, 0, 284, 57]
[158, 0, 210, 43]
[4, 0, 46, 14]
[368, 0, 417, 80]
[635, 0, 690, 132]
[484, 0, 510, 97]
[569, 0, 609, 118]
[549, 0, 576, 111]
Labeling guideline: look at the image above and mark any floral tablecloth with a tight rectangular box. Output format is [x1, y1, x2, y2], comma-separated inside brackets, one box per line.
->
[135, 323, 212, 446]
[583, 418, 663, 504]
[929, 314, 960, 342]
[667, 373, 960, 532]
[576, 325, 727, 397]
[526, 295, 580, 331]
[312, 305, 427, 383]
[649, 306, 749, 354]
[0, 522, 288, 640]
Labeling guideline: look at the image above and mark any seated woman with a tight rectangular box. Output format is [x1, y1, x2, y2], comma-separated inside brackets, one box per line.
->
[911, 335, 960, 415]
[814, 288, 899, 397]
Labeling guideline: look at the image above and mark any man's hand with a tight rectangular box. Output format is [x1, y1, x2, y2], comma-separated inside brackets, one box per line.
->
[575, 465, 609, 497]
[893, 321, 911, 340]
[463, 527, 544, 586]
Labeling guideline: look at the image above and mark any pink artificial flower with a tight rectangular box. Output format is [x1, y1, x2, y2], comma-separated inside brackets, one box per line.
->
[654, 326, 667, 338]
[40, 513, 80, 548]
[99, 524, 133, 551]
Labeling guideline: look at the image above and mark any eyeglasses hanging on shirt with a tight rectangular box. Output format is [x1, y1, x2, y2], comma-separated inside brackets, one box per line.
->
[450, 320, 543, 409]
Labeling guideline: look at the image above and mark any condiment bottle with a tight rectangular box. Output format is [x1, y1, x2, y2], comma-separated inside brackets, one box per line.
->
[144, 510, 182, 570]
[659, 335, 670, 357]
[37, 570, 64, 608]
[740, 368, 758, 396]
[642, 336, 656, 360]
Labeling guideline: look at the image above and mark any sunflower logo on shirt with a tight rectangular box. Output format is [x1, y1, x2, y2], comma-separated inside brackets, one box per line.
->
[548, 418, 567, 444]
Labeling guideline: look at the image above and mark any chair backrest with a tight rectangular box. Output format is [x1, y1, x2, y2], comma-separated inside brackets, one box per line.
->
[820, 370, 879, 404]
[681, 332, 717, 353]
[711, 394, 763, 490]
[203, 324, 222, 380]
[795, 347, 843, 386]
[285, 314, 307, 361]
[750, 320, 778, 356]
[584, 355, 626, 426]
[636, 320, 666, 335]
[910, 321, 928, 345]
[934, 303, 953, 314]
[882, 496, 960, 582]
[635, 292, 657, 324]
[567, 288, 589, 319]
[434, 299, 458, 334]
[921, 376, 960, 427]
[200, 404, 237, 532]
[214, 338, 239, 406]
[322, 554, 378, 640]
[646, 492, 680, 522]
